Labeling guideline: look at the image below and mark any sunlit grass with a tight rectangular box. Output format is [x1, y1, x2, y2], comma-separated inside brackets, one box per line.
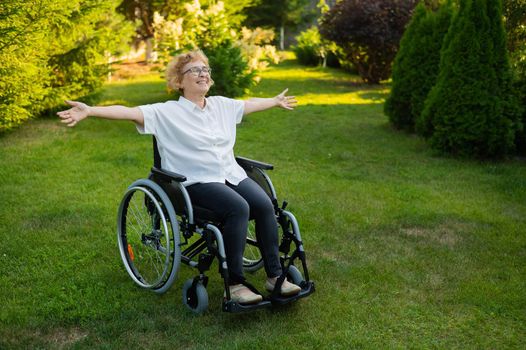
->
[1, 58, 525, 349]
[252, 61, 389, 105]
[297, 92, 389, 105]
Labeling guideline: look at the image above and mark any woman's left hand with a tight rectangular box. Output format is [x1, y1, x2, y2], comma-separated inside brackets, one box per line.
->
[275, 88, 298, 110]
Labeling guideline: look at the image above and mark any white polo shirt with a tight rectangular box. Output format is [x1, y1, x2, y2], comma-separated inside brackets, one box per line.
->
[136, 96, 247, 186]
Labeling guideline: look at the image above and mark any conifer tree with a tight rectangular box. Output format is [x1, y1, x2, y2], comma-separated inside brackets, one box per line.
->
[0, 0, 131, 132]
[385, 2, 453, 131]
[420, 0, 521, 157]
[385, 3, 428, 131]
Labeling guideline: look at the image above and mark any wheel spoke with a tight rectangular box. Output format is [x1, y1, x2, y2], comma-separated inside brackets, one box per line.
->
[122, 188, 170, 286]
[243, 222, 263, 271]
[118, 182, 181, 292]
[129, 199, 149, 228]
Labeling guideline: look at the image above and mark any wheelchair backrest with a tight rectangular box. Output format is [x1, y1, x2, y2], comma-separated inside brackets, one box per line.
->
[151, 137, 189, 215]
[153, 137, 162, 169]
[241, 165, 277, 202]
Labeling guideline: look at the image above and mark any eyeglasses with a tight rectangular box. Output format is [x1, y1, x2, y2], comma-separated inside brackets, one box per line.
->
[182, 67, 212, 76]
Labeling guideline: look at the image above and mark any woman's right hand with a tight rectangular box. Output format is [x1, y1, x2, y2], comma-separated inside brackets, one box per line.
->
[57, 100, 90, 127]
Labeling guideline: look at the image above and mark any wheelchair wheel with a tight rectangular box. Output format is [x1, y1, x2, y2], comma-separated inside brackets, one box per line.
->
[243, 221, 264, 272]
[182, 278, 208, 314]
[117, 179, 180, 293]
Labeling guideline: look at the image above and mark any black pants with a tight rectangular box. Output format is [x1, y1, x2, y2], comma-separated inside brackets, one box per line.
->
[186, 178, 282, 284]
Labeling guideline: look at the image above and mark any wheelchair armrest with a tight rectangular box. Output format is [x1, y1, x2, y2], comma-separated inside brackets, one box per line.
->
[151, 167, 187, 183]
[235, 156, 274, 170]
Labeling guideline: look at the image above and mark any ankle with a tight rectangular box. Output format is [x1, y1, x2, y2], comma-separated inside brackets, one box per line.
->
[267, 276, 278, 283]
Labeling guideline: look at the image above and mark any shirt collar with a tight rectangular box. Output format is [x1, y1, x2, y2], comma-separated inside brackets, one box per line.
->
[178, 96, 208, 112]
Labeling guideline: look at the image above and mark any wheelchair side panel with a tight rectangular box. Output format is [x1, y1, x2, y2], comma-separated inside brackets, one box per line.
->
[243, 166, 277, 202]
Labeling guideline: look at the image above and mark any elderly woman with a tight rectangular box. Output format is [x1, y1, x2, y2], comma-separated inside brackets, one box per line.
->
[57, 49, 300, 305]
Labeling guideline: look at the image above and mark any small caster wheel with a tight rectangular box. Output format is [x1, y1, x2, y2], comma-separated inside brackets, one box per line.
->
[182, 278, 209, 314]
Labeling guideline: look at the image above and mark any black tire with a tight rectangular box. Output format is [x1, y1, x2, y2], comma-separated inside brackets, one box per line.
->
[117, 179, 180, 292]
[182, 278, 209, 314]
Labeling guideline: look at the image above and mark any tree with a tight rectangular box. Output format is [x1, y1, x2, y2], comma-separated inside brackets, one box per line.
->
[319, 0, 418, 84]
[243, 0, 313, 50]
[46, 1, 133, 107]
[0, 0, 51, 131]
[420, 0, 522, 157]
[117, 0, 166, 62]
[502, 0, 526, 54]
[0, 0, 131, 132]
[502, 0, 526, 151]
[385, 1, 454, 131]
[118, 0, 257, 61]
[152, 1, 257, 97]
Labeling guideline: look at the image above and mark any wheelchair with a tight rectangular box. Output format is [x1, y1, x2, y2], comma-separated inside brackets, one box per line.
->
[116, 137, 314, 313]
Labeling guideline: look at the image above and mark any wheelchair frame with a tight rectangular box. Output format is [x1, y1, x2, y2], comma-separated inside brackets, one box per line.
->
[116, 137, 314, 313]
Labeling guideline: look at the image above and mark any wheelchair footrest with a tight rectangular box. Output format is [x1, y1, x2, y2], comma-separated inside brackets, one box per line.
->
[222, 299, 272, 313]
[268, 281, 315, 306]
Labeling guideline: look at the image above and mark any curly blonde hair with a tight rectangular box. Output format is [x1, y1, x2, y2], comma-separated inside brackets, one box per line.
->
[166, 49, 214, 94]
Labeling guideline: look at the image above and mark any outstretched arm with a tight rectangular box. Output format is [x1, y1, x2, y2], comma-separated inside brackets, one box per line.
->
[57, 100, 144, 127]
[243, 88, 297, 116]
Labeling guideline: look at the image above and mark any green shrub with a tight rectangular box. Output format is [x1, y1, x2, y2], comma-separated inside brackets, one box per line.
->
[514, 77, 526, 154]
[0, 0, 52, 132]
[292, 26, 343, 68]
[292, 27, 324, 66]
[152, 1, 263, 97]
[421, 0, 522, 158]
[0, 0, 131, 133]
[204, 42, 256, 97]
[385, 3, 429, 131]
[385, 1, 454, 132]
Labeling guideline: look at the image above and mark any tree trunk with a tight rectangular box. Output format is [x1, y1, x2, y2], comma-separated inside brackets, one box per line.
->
[145, 37, 153, 63]
[280, 25, 285, 51]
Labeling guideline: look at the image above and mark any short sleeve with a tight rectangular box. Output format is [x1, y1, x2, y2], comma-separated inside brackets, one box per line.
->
[213, 96, 244, 124]
[136, 104, 158, 135]
[232, 99, 245, 124]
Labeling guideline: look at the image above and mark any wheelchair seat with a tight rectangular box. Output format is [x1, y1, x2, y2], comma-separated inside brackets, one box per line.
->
[116, 136, 314, 314]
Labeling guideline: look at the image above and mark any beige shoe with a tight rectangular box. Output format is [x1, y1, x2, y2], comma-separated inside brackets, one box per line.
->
[226, 284, 263, 305]
[265, 277, 301, 296]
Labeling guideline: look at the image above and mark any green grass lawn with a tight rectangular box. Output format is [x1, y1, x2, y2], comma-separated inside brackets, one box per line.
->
[1, 58, 525, 349]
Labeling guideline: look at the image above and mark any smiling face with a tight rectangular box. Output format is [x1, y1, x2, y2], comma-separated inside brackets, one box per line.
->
[177, 60, 213, 97]
[165, 50, 214, 97]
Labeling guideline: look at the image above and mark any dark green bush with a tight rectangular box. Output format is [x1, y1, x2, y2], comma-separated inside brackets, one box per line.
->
[326, 51, 341, 68]
[204, 42, 256, 97]
[385, 3, 429, 131]
[385, 1, 454, 132]
[421, 0, 522, 158]
[514, 77, 526, 154]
